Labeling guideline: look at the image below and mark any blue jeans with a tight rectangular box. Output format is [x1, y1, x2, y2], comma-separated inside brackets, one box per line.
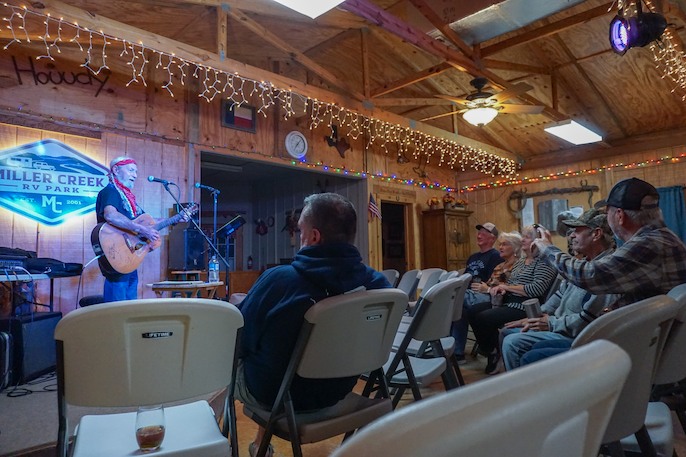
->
[103, 271, 138, 302]
[502, 332, 572, 369]
[451, 290, 491, 356]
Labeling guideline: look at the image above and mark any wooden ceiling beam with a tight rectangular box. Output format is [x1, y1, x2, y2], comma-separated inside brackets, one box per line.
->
[481, 59, 550, 74]
[20, 0, 515, 161]
[373, 98, 456, 106]
[523, 127, 686, 170]
[361, 27, 371, 98]
[224, 6, 366, 101]
[407, 0, 474, 58]
[217, 4, 228, 59]
[343, 0, 568, 122]
[341, 0, 481, 74]
[367, 28, 455, 97]
[371, 62, 452, 97]
[551, 35, 628, 137]
[480, 2, 614, 57]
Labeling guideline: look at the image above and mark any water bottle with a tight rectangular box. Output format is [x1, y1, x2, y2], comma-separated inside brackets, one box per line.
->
[208, 255, 219, 283]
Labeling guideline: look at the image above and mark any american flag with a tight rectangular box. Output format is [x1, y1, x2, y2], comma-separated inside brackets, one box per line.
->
[368, 193, 382, 220]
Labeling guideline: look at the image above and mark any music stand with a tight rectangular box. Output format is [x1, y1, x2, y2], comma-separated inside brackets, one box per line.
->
[216, 215, 246, 297]
[216, 215, 246, 238]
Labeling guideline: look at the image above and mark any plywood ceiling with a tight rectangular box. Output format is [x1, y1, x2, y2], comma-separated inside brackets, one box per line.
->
[6, 0, 686, 174]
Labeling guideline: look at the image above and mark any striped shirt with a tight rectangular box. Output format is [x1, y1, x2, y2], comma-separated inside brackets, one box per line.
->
[541, 225, 686, 308]
[504, 256, 558, 310]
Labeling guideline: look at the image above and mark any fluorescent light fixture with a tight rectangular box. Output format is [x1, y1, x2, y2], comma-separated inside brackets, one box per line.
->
[544, 120, 602, 145]
[462, 107, 498, 127]
[271, 0, 345, 19]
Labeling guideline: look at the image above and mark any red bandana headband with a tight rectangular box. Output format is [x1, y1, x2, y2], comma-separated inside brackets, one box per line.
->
[110, 158, 139, 217]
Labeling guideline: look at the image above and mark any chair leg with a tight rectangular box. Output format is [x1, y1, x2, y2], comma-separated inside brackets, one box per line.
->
[451, 354, 465, 386]
[634, 425, 658, 457]
[605, 441, 626, 457]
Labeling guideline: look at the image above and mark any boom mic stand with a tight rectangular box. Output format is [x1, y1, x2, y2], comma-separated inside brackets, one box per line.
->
[162, 183, 229, 294]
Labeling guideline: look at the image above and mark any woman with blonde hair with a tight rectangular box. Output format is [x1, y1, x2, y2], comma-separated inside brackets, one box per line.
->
[469, 225, 558, 374]
[451, 231, 523, 361]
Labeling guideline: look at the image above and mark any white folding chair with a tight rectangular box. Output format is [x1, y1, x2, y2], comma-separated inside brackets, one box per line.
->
[331, 340, 631, 457]
[380, 269, 400, 287]
[571, 295, 681, 457]
[386, 278, 463, 407]
[242, 289, 408, 457]
[396, 269, 421, 300]
[56, 298, 243, 457]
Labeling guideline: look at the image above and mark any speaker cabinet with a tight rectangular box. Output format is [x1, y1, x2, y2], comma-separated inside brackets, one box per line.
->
[0, 312, 62, 385]
[168, 223, 206, 270]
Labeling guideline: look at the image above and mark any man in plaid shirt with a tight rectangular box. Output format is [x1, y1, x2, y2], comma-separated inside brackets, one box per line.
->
[533, 177, 686, 308]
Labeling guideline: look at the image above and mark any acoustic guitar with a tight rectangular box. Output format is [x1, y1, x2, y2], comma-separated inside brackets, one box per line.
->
[91, 204, 198, 275]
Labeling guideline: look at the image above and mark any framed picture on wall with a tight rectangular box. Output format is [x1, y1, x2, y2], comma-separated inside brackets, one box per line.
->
[221, 101, 256, 133]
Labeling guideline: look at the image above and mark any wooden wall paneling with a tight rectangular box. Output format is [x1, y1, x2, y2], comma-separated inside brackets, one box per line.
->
[12, 127, 41, 252]
[0, 124, 16, 245]
[80, 136, 106, 301]
[138, 137, 165, 296]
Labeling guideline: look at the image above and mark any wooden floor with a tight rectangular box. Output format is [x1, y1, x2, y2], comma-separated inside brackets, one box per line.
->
[5, 352, 686, 457]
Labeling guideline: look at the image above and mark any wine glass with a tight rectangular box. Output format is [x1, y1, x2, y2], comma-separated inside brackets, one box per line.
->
[135, 405, 165, 452]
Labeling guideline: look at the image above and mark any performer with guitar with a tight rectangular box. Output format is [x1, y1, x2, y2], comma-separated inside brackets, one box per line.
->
[94, 156, 168, 302]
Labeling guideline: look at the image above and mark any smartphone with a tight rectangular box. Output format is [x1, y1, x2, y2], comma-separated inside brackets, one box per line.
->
[533, 223, 544, 238]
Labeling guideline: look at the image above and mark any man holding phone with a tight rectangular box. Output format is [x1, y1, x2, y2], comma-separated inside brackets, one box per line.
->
[532, 178, 686, 309]
[501, 209, 618, 370]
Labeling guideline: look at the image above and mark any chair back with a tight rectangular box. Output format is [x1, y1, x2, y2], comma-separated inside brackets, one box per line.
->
[654, 283, 686, 385]
[407, 278, 462, 343]
[331, 340, 631, 457]
[397, 269, 421, 299]
[544, 274, 563, 303]
[55, 298, 244, 407]
[416, 268, 445, 298]
[441, 270, 460, 281]
[571, 295, 680, 443]
[380, 269, 400, 287]
[296, 289, 408, 379]
[450, 273, 472, 322]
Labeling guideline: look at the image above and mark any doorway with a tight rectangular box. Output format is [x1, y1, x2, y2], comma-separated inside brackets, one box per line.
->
[381, 202, 408, 275]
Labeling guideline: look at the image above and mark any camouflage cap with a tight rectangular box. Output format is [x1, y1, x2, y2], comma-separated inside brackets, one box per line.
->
[562, 208, 611, 235]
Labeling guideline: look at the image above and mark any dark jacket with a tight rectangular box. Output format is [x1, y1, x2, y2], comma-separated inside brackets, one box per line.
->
[240, 242, 390, 410]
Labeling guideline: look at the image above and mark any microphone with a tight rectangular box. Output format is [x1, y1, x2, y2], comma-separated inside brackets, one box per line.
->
[148, 176, 173, 185]
[195, 182, 220, 194]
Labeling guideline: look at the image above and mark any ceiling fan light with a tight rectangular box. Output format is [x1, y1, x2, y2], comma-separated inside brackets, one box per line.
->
[544, 120, 602, 145]
[270, 0, 345, 19]
[462, 107, 498, 126]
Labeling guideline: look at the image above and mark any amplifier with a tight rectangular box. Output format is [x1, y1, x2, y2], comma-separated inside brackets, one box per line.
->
[0, 255, 26, 270]
[0, 312, 62, 385]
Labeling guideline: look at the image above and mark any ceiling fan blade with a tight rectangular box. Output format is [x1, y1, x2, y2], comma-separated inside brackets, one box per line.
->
[435, 94, 470, 106]
[490, 82, 534, 103]
[498, 103, 545, 114]
[420, 109, 467, 122]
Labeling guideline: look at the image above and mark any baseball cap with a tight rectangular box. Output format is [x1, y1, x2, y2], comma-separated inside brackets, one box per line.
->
[476, 222, 498, 237]
[563, 208, 611, 235]
[595, 178, 659, 211]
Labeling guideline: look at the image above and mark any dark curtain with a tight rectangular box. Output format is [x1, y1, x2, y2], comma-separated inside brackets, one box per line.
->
[658, 186, 686, 242]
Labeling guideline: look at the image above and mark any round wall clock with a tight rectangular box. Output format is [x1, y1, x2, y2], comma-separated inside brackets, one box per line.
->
[285, 130, 308, 159]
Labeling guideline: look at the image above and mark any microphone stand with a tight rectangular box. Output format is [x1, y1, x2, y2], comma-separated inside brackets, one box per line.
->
[162, 183, 229, 295]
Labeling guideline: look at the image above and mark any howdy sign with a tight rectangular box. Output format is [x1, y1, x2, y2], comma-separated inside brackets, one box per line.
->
[0, 139, 108, 225]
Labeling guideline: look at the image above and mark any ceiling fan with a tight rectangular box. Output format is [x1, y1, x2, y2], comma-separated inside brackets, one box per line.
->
[428, 77, 545, 126]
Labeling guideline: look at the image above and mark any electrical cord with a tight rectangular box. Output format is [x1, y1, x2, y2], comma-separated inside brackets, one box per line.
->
[4, 371, 56, 398]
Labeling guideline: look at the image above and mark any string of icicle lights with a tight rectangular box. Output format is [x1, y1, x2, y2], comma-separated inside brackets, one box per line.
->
[0, 2, 517, 178]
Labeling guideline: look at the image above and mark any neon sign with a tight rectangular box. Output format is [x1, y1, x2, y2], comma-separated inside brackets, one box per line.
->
[0, 139, 108, 225]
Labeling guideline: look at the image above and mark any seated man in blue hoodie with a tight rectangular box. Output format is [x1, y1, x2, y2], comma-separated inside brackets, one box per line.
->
[237, 192, 390, 457]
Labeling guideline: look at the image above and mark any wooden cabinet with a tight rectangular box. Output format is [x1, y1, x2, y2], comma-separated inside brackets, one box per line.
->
[422, 208, 473, 271]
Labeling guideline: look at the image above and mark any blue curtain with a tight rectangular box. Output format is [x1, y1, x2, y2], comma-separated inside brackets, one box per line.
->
[657, 186, 686, 242]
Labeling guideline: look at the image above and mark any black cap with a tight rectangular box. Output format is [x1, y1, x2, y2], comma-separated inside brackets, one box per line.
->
[595, 178, 659, 211]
